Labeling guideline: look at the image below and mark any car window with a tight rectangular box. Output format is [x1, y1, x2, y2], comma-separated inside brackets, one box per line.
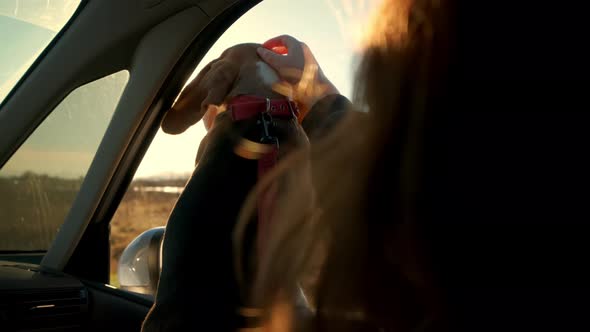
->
[0, 0, 81, 104]
[0, 70, 129, 252]
[109, 0, 381, 289]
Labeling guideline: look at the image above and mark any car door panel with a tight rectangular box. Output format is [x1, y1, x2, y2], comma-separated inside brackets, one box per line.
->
[0, 262, 89, 331]
[0, 261, 151, 332]
[84, 282, 152, 332]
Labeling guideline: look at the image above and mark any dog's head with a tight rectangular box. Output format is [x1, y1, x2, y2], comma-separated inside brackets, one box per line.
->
[161, 43, 286, 135]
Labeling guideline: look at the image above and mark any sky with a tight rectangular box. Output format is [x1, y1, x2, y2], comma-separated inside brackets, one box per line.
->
[0, 0, 382, 179]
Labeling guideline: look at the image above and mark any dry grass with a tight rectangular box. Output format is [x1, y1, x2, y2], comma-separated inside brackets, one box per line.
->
[0, 173, 186, 287]
[109, 189, 181, 285]
[0, 174, 82, 251]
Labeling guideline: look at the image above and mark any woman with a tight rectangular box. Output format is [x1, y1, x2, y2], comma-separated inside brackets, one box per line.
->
[245, 0, 590, 331]
[239, 0, 451, 330]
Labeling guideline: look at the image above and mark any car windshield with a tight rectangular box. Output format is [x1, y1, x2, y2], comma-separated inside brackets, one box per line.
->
[0, 0, 81, 105]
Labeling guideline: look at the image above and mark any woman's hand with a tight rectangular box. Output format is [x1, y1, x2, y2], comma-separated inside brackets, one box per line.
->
[257, 35, 339, 114]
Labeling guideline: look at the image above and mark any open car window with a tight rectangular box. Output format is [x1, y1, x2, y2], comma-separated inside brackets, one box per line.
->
[110, 0, 382, 291]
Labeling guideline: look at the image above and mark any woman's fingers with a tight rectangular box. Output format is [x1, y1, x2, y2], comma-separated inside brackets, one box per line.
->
[257, 47, 288, 71]
[258, 35, 308, 85]
[258, 35, 339, 111]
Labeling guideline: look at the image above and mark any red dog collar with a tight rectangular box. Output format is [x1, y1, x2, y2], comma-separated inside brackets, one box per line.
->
[229, 95, 300, 122]
[228, 95, 299, 262]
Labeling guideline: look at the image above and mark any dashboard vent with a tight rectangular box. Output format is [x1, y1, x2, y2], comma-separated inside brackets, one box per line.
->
[0, 287, 88, 331]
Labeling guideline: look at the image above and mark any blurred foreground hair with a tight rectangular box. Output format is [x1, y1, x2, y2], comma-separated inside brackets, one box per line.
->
[236, 0, 454, 330]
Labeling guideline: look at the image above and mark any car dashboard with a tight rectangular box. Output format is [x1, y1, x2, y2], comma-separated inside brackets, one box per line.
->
[0, 261, 88, 332]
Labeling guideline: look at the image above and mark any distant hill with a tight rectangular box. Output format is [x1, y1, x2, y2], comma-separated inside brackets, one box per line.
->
[133, 172, 192, 187]
[135, 170, 191, 180]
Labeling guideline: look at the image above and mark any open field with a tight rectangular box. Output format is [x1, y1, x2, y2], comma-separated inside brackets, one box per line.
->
[0, 172, 187, 286]
[0, 173, 82, 251]
[110, 187, 182, 285]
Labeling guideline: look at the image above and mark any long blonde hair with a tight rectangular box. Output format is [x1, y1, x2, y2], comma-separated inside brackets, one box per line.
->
[236, 0, 453, 330]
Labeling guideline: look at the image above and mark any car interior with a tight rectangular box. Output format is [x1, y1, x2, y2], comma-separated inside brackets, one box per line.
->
[0, 1, 262, 331]
[1, 1, 589, 332]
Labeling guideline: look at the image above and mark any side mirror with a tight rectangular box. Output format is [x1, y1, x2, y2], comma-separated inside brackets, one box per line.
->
[117, 226, 165, 295]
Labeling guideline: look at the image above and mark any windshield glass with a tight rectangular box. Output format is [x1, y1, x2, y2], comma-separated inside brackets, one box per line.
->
[0, 0, 81, 104]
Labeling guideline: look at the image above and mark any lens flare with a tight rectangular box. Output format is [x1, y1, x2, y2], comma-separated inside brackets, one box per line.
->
[324, 0, 386, 51]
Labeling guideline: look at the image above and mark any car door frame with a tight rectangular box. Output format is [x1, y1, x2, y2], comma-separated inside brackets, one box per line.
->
[63, 0, 262, 285]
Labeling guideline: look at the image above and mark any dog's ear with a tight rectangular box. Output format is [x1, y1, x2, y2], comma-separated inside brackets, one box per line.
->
[161, 59, 239, 134]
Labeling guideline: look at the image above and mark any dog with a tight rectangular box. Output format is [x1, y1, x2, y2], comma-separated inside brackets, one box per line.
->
[141, 43, 313, 332]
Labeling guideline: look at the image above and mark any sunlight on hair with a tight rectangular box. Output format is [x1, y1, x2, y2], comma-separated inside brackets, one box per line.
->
[263, 299, 293, 332]
[362, 0, 412, 50]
